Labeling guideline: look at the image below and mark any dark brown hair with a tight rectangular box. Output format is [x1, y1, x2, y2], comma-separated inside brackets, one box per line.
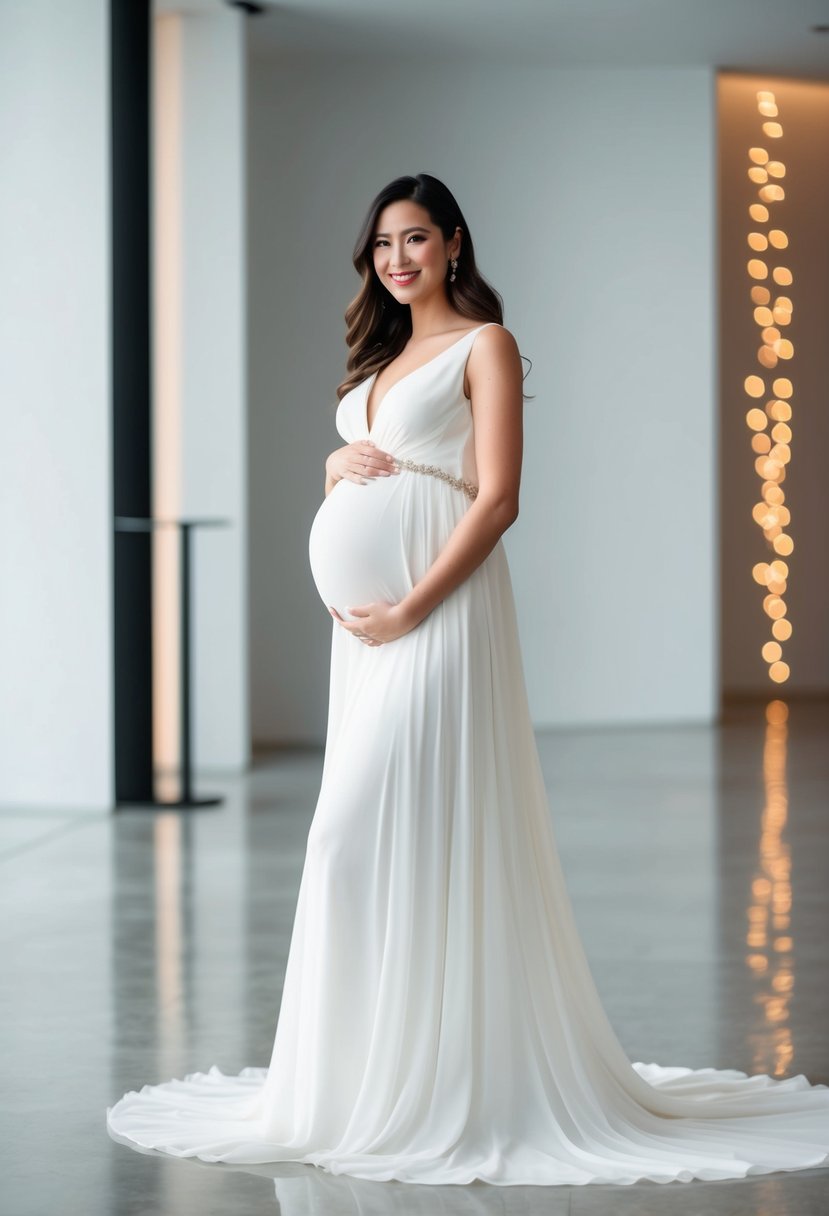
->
[337, 173, 529, 401]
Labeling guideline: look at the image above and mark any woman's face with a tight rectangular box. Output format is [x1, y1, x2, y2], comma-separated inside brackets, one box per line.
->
[372, 200, 459, 307]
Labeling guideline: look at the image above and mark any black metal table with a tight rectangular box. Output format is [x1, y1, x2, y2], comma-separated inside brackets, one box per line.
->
[114, 516, 231, 808]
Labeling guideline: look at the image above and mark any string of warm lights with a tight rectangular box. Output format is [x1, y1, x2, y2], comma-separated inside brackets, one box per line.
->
[744, 90, 794, 684]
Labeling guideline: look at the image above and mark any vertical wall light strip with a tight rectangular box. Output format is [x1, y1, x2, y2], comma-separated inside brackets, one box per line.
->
[743, 90, 795, 683]
[152, 15, 184, 790]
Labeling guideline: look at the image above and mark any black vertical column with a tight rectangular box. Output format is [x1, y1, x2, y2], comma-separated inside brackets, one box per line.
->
[111, 0, 154, 804]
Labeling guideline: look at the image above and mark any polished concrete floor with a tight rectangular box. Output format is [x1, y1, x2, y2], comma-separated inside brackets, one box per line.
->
[2, 699, 828, 1215]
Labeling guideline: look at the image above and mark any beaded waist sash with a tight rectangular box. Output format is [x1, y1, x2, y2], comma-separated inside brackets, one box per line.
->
[396, 458, 479, 502]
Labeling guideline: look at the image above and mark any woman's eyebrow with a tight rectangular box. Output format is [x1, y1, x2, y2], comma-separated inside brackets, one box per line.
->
[374, 226, 430, 237]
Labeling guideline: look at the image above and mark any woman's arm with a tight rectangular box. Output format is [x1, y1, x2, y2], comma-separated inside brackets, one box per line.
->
[398, 324, 523, 628]
[333, 324, 524, 644]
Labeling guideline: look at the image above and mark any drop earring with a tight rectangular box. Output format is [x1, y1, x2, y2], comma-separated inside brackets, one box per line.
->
[449, 257, 458, 283]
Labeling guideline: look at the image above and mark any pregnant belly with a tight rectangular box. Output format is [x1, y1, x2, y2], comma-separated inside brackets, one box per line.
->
[308, 477, 412, 621]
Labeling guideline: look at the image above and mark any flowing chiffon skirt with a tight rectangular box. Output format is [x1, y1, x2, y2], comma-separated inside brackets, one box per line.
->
[107, 539, 829, 1185]
[107, 322, 829, 1184]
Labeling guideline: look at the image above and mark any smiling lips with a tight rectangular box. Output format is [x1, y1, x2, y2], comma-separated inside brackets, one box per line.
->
[390, 271, 420, 285]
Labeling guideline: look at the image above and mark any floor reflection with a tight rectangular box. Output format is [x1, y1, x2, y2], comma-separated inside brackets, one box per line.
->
[745, 699, 795, 1077]
[716, 699, 828, 1090]
[193, 1157, 572, 1215]
[154, 813, 187, 1078]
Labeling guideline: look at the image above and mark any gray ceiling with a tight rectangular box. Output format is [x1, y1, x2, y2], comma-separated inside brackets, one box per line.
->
[156, 0, 829, 78]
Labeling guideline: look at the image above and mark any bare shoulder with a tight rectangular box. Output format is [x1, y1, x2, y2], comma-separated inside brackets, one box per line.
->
[465, 323, 522, 395]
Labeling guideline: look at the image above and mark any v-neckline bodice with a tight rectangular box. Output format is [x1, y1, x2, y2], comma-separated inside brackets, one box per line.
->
[363, 324, 491, 437]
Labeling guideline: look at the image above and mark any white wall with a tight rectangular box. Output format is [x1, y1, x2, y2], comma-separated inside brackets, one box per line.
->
[718, 75, 829, 695]
[0, 0, 112, 809]
[248, 58, 717, 743]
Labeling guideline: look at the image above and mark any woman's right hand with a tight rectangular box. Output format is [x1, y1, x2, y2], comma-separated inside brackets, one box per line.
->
[326, 441, 399, 487]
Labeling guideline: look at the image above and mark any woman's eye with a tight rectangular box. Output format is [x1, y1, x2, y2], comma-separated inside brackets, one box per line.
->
[374, 235, 426, 247]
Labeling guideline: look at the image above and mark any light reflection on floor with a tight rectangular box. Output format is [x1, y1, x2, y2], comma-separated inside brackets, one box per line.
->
[745, 699, 795, 1078]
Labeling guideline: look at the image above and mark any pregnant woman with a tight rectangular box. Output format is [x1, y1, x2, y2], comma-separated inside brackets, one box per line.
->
[107, 173, 829, 1186]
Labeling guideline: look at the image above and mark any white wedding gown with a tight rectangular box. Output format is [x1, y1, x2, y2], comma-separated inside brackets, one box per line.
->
[106, 323, 829, 1185]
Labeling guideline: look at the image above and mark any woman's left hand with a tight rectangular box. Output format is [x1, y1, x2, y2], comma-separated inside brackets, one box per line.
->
[328, 601, 416, 646]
